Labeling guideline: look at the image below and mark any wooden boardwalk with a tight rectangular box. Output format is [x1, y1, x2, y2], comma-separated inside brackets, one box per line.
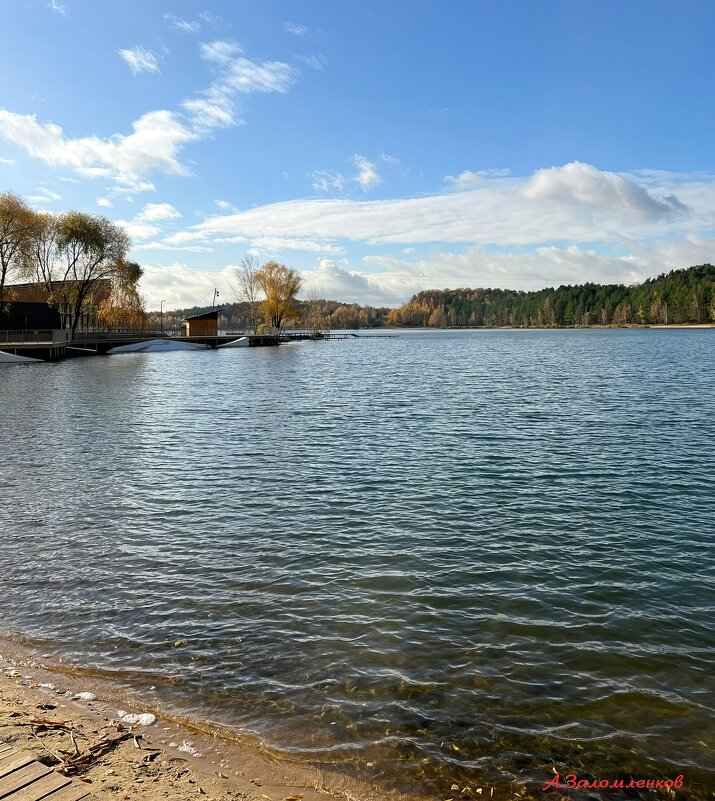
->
[0, 745, 93, 800]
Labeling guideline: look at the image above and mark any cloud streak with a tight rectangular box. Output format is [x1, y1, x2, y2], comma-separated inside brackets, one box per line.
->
[163, 12, 200, 33]
[284, 22, 309, 37]
[119, 46, 161, 75]
[186, 162, 697, 249]
[352, 155, 380, 192]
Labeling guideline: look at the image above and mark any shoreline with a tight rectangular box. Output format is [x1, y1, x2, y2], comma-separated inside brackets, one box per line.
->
[0, 640, 429, 801]
[380, 323, 715, 331]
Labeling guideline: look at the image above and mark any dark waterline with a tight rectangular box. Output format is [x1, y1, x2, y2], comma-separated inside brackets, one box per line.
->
[1, 330, 713, 798]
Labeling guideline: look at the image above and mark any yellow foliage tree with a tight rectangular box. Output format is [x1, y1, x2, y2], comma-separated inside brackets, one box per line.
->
[255, 261, 302, 334]
[97, 261, 147, 330]
[0, 192, 35, 308]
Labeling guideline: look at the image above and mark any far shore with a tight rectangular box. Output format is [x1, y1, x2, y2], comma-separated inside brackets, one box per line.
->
[0, 641, 424, 801]
[382, 323, 715, 331]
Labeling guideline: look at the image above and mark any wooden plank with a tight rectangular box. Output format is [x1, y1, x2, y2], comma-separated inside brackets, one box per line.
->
[0, 753, 35, 779]
[1, 771, 70, 801]
[0, 762, 50, 799]
[33, 785, 91, 801]
[0, 749, 14, 759]
[0, 752, 21, 768]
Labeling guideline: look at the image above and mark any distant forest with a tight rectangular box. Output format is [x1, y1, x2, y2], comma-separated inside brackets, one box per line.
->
[152, 264, 715, 330]
[387, 264, 715, 328]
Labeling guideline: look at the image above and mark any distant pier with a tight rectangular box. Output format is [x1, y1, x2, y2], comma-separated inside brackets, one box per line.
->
[0, 329, 396, 361]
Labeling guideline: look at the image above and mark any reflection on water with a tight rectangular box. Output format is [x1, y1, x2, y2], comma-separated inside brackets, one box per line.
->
[1, 330, 713, 798]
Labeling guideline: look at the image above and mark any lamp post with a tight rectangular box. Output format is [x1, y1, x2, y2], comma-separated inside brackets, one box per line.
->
[160, 299, 166, 335]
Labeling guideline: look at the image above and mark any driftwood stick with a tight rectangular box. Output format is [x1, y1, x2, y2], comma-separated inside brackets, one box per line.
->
[29, 729, 64, 763]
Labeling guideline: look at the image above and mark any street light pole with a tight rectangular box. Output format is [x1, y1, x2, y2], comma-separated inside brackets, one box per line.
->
[160, 299, 166, 335]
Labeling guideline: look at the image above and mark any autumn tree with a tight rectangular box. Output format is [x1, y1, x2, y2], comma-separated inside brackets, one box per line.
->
[255, 261, 302, 334]
[231, 252, 261, 333]
[23, 211, 61, 293]
[97, 261, 147, 329]
[0, 192, 35, 308]
[21, 209, 144, 332]
[303, 282, 329, 334]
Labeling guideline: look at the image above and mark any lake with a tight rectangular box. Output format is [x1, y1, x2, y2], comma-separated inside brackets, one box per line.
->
[0, 329, 713, 799]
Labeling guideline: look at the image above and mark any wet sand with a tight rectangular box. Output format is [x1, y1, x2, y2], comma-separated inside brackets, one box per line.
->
[0, 647, 423, 801]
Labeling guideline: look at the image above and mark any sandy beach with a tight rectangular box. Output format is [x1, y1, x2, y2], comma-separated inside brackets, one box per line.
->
[0, 647, 420, 801]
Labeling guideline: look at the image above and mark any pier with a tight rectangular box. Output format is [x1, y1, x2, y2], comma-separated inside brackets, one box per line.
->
[0, 329, 396, 361]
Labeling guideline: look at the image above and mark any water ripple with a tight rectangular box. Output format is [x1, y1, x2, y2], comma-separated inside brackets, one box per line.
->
[1, 330, 714, 798]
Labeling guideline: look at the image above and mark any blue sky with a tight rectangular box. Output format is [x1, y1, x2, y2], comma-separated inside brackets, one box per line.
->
[1, 0, 714, 308]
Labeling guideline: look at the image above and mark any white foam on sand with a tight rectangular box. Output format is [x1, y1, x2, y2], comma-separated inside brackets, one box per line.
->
[177, 740, 203, 757]
[117, 710, 157, 725]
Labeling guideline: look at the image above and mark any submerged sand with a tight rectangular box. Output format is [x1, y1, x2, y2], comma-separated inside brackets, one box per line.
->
[0, 647, 424, 801]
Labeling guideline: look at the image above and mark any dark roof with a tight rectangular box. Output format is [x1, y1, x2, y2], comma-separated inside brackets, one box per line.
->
[185, 309, 223, 321]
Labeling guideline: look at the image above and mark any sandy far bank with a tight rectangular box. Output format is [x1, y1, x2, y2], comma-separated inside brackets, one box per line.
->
[0, 651, 416, 801]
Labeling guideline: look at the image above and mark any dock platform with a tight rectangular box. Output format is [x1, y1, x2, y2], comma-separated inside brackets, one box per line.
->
[0, 329, 397, 361]
[0, 744, 93, 800]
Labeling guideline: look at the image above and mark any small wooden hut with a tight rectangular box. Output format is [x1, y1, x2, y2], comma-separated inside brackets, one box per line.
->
[183, 309, 222, 337]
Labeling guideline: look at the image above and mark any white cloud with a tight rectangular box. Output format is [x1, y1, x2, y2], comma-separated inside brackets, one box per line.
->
[380, 152, 401, 166]
[308, 170, 344, 192]
[300, 259, 403, 306]
[47, 0, 65, 14]
[138, 241, 214, 253]
[26, 188, 61, 204]
[521, 161, 687, 221]
[444, 169, 510, 190]
[0, 108, 194, 190]
[214, 199, 235, 211]
[295, 54, 326, 70]
[184, 41, 295, 132]
[140, 263, 235, 308]
[284, 22, 309, 37]
[0, 42, 296, 190]
[163, 12, 200, 33]
[362, 246, 647, 298]
[118, 221, 161, 240]
[199, 40, 243, 64]
[250, 236, 345, 254]
[140, 231, 715, 310]
[162, 231, 203, 246]
[188, 162, 699, 249]
[352, 155, 380, 192]
[119, 46, 161, 75]
[0, 156, 15, 165]
[117, 202, 182, 240]
[97, 197, 113, 208]
[357, 238, 715, 303]
[137, 163, 713, 307]
[199, 10, 221, 26]
[135, 202, 182, 223]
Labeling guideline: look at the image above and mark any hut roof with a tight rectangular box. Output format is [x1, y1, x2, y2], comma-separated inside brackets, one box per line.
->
[184, 309, 223, 321]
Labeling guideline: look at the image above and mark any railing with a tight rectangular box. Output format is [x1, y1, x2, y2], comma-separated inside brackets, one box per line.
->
[0, 330, 55, 344]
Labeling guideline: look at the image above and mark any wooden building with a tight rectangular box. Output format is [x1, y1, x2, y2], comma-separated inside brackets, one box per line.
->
[0, 280, 111, 332]
[182, 309, 222, 337]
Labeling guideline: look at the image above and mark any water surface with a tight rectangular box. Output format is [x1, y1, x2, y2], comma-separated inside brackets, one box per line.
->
[1, 330, 713, 798]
